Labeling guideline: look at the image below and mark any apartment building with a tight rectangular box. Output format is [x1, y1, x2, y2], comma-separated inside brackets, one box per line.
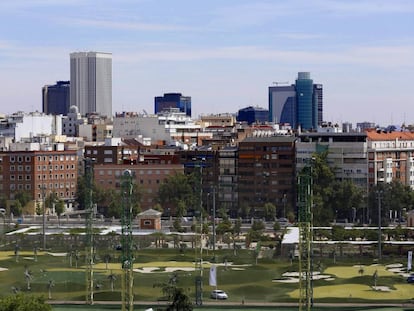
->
[367, 130, 414, 189]
[238, 135, 296, 218]
[93, 163, 183, 211]
[296, 132, 368, 190]
[0, 149, 78, 213]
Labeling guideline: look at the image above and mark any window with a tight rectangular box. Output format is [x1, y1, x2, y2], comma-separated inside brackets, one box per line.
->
[144, 220, 152, 226]
[25, 156, 31, 162]
[25, 166, 31, 172]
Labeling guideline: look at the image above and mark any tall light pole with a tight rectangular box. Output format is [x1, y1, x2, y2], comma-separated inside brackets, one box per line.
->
[212, 187, 216, 253]
[376, 190, 383, 261]
[42, 184, 47, 250]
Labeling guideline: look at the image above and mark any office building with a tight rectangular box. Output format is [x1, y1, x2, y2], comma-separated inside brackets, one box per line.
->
[269, 72, 322, 130]
[42, 81, 70, 115]
[70, 52, 112, 117]
[237, 106, 269, 125]
[154, 93, 191, 117]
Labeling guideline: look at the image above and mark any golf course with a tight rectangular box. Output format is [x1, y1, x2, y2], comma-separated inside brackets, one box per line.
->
[0, 245, 413, 310]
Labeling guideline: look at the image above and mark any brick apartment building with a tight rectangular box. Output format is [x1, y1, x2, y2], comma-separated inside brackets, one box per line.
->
[0, 150, 78, 214]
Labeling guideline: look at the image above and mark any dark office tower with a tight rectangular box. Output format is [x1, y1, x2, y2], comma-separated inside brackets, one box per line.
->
[154, 93, 191, 117]
[237, 106, 269, 125]
[268, 72, 322, 130]
[42, 81, 70, 115]
[70, 52, 112, 117]
[314, 84, 323, 126]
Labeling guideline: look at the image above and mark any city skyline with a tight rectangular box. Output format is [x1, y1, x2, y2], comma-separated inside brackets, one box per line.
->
[0, 0, 413, 126]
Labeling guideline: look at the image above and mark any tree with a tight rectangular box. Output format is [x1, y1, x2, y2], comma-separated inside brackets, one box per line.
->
[54, 199, 65, 226]
[108, 270, 117, 292]
[24, 266, 33, 290]
[14, 190, 31, 209]
[0, 294, 52, 311]
[263, 202, 276, 221]
[166, 287, 193, 311]
[47, 280, 55, 299]
[157, 173, 196, 216]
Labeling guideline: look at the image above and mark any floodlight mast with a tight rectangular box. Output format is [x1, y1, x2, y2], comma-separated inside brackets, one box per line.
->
[84, 158, 95, 305]
[297, 160, 314, 311]
[121, 169, 134, 311]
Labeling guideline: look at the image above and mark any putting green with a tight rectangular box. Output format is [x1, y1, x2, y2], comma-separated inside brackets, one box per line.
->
[324, 265, 395, 278]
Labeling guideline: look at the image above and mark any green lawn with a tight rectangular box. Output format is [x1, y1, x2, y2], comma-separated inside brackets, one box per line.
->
[0, 248, 412, 305]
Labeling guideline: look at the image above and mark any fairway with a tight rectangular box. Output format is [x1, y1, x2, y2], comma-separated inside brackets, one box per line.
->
[0, 248, 413, 307]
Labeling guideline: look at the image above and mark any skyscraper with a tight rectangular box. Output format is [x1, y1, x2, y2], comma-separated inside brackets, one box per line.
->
[42, 81, 70, 115]
[154, 93, 191, 116]
[268, 72, 323, 130]
[70, 52, 112, 117]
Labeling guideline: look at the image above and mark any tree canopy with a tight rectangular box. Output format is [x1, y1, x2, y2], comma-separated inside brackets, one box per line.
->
[0, 294, 51, 311]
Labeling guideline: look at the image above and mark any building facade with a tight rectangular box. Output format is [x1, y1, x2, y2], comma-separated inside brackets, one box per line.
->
[70, 52, 112, 117]
[154, 93, 191, 117]
[296, 132, 369, 190]
[0, 149, 78, 213]
[367, 130, 414, 189]
[93, 164, 183, 211]
[237, 135, 296, 218]
[42, 81, 70, 115]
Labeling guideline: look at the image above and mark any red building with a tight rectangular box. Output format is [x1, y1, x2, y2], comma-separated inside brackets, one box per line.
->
[0, 150, 78, 214]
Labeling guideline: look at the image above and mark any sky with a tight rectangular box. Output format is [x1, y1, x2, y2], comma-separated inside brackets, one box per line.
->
[0, 0, 413, 126]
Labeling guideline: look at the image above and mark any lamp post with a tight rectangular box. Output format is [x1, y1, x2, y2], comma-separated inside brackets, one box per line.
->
[282, 193, 287, 219]
[212, 187, 216, 253]
[376, 190, 383, 261]
[42, 184, 47, 250]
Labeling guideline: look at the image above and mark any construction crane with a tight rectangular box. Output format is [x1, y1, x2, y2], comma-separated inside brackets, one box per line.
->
[121, 170, 134, 311]
[297, 162, 314, 311]
[84, 158, 95, 305]
[272, 81, 289, 86]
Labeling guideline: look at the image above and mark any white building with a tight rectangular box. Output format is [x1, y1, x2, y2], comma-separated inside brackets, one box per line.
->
[62, 106, 86, 137]
[0, 111, 62, 143]
[113, 110, 202, 145]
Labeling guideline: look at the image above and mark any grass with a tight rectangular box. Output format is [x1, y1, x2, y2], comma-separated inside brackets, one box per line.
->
[0, 248, 412, 305]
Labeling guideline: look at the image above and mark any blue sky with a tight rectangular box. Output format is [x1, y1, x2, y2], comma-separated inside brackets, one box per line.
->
[0, 0, 413, 126]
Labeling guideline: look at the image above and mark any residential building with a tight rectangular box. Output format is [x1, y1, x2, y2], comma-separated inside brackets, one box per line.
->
[296, 132, 368, 190]
[218, 146, 238, 217]
[179, 148, 220, 216]
[62, 106, 86, 137]
[366, 130, 414, 189]
[93, 163, 183, 211]
[0, 149, 78, 214]
[70, 52, 112, 117]
[42, 81, 70, 115]
[269, 72, 322, 130]
[154, 93, 191, 117]
[0, 111, 62, 142]
[237, 135, 296, 218]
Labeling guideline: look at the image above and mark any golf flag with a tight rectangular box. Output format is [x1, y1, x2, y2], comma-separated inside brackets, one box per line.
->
[408, 251, 412, 271]
[209, 265, 217, 286]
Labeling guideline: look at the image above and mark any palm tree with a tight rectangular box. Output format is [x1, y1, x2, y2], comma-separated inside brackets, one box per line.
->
[103, 254, 111, 270]
[24, 266, 33, 290]
[47, 280, 55, 299]
[108, 270, 117, 292]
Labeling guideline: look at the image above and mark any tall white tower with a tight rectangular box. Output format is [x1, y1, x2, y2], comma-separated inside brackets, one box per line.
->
[70, 52, 112, 118]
